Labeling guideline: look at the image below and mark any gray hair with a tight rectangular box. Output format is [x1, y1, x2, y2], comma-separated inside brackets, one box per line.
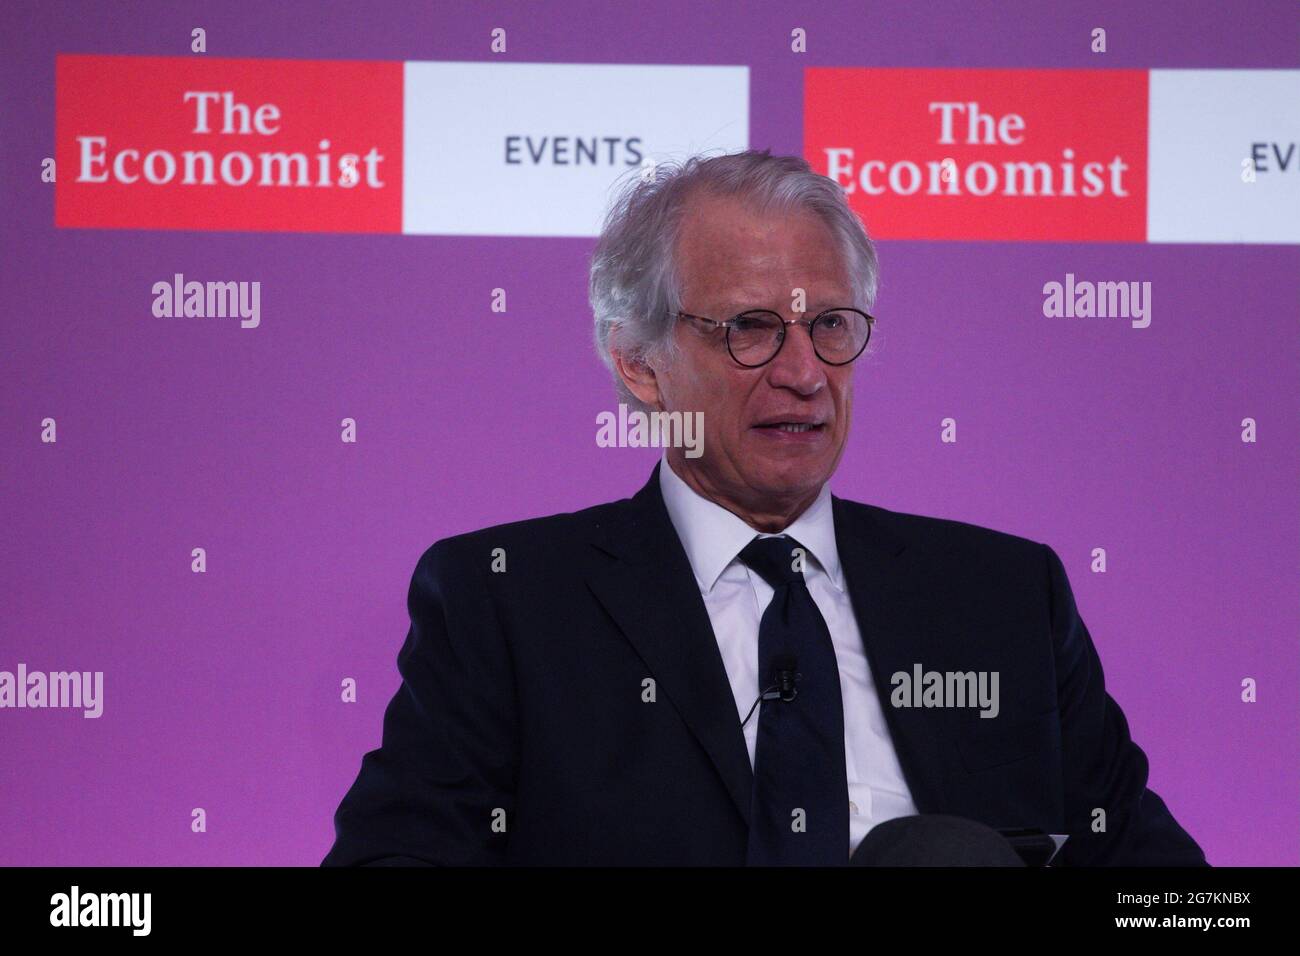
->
[588, 148, 880, 413]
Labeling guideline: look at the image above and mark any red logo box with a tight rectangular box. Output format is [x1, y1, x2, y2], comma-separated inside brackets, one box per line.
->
[56, 54, 403, 233]
[805, 68, 1148, 242]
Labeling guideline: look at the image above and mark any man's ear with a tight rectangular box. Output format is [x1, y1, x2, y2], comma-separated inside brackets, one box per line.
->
[611, 348, 664, 410]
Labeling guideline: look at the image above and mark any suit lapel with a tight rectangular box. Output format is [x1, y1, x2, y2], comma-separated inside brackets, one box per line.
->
[832, 495, 953, 814]
[584, 463, 754, 826]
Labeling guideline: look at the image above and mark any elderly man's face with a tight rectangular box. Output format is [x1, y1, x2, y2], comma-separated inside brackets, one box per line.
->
[621, 191, 858, 526]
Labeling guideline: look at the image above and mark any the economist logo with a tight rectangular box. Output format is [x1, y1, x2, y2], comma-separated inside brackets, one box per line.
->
[806, 68, 1148, 242]
[56, 54, 403, 233]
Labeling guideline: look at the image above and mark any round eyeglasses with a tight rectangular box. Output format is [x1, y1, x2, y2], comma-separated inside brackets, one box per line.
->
[672, 307, 874, 368]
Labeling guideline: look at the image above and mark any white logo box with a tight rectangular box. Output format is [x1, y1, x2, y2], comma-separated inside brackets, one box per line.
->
[402, 61, 750, 237]
[1148, 69, 1300, 244]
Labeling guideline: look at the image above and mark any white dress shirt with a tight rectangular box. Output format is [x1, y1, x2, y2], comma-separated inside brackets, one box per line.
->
[657, 455, 918, 857]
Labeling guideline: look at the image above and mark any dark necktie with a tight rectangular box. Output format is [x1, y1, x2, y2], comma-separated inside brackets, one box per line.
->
[739, 534, 849, 865]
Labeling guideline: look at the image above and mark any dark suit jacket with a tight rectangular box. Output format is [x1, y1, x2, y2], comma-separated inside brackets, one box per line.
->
[322, 463, 1206, 866]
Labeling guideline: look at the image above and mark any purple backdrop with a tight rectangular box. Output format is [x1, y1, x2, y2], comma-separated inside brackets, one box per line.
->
[2, 0, 1297, 866]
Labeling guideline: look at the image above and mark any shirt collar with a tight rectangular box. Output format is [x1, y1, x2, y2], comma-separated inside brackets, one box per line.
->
[657, 453, 844, 594]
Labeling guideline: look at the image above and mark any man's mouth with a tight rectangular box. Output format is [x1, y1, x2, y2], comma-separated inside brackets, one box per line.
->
[753, 420, 827, 434]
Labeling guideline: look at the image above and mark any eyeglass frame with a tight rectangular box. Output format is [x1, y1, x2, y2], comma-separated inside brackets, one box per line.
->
[670, 306, 875, 368]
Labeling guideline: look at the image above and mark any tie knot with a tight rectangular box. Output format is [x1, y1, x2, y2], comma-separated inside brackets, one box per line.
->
[738, 534, 808, 589]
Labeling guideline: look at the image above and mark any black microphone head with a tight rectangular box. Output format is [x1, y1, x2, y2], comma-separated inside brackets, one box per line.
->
[771, 654, 799, 701]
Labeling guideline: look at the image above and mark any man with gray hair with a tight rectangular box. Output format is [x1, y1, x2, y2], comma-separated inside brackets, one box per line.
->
[323, 149, 1205, 867]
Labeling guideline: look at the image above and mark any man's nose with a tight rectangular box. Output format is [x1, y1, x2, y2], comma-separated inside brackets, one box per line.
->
[765, 320, 826, 394]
